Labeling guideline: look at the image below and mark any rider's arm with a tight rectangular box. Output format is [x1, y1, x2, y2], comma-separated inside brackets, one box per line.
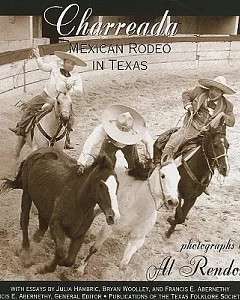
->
[77, 124, 106, 166]
[35, 57, 53, 72]
[182, 87, 197, 109]
[32, 47, 53, 72]
[141, 130, 154, 159]
[223, 101, 235, 127]
[182, 86, 208, 112]
[69, 74, 83, 97]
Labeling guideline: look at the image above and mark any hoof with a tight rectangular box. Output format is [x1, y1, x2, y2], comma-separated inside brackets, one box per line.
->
[75, 262, 87, 276]
[19, 249, 33, 268]
[59, 257, 74, 268]
[36, 263, 56, 274]
[119, 261, 128, 271]
[164, 231, 171, 239]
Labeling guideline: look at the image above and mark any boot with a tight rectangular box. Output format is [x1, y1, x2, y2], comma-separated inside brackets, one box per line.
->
[204, 187, 210, 196]
[9, 127, 18, 134]
[9, 126, 25, 137]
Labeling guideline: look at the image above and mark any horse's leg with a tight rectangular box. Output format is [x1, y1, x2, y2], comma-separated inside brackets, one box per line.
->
[84, 205, 103, 244]
[166, 197, 197, 238]
[76, 224, 113, 275]
[33, 215, 49, 243]
[19, 191, 33, 267]
[165, 199, 183, 238]
[37, 218, 66, 274]
[58, 235, 85, 267]
[120, 212, 156, 270]
[179, 197, 197, 224]
[120, 235, 145, 271]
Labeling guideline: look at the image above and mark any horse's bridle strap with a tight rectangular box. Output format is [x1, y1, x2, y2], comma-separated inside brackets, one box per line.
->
[182, 158, 208, 188]
[36, 123, 67, 146]
[147, 165, 165, 211]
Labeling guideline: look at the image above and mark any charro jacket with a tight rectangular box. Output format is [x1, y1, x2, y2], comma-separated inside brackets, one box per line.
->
[182, 86, 235, 131]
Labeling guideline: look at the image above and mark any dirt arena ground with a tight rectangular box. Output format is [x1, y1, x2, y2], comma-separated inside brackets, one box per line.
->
[0, 63, 239, 281]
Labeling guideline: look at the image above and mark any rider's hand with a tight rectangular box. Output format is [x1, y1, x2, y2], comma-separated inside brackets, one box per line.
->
[77, 164, 85, 175]
[65, 84, 72, 91]
[65, 78, 74, 91]
[185, 104, 193, 114]
[32, 47, 40, 58]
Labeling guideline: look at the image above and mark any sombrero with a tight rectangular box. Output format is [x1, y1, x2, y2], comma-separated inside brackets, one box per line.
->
[102, 105, 147, 145]
[54, 51, 87, 67]
[198, 76, 236, 95]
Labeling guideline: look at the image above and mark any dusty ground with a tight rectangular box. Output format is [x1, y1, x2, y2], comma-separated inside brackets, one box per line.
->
[0, 63, 239, 282]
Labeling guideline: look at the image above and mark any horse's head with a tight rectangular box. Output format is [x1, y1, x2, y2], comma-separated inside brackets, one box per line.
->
[55, 92, 73, 126]
[203, 127, 229, 176]
[91, 155, 120, 225]
[151, 161, 180, 210]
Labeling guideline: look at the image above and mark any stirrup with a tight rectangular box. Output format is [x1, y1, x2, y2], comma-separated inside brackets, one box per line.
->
[203, 188, 210, 196]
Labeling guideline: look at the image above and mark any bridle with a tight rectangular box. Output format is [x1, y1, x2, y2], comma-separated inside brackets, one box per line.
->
[147, 162, 171, 211]
[181, 130, 228, 200]
[36, 92, 69, 146]
[201, 131, 228, 174]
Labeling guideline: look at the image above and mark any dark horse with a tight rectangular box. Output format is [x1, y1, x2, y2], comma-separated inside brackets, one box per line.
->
[131, 126, 229, 238]
[0, 147, 120, 273]
[154, 126, 229, 238]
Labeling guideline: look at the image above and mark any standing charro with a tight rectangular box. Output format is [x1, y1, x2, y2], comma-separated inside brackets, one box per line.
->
[161, 76, 236, 164]
[9, 47, 86, 149]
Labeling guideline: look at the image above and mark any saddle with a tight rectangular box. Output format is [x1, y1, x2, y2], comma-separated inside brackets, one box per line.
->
[153, 127, 202, 163]
[128, 128, 203, 181]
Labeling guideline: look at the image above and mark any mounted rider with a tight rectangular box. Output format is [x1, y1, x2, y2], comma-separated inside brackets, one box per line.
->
[161, 76, 236, 164]
[9, 47, 86, 149]
[77, 104, 154, 175]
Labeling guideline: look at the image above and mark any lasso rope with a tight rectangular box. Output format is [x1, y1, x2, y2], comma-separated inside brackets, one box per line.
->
[14, 48, 35, 89]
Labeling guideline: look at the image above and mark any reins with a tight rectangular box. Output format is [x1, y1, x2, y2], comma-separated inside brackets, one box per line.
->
[35, 92, 69, 146]
[36, 122, 67, 146]
[147, 163, 169, 211]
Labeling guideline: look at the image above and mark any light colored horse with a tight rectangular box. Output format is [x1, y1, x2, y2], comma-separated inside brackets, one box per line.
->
[78, 158, 180, 272]
[13, 92, 73, 160]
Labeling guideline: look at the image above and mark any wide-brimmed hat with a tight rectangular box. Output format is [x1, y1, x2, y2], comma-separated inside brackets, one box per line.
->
[102, 105, 146, 145]
[54, 51, 87, 67]
[198, 76, 236, 95]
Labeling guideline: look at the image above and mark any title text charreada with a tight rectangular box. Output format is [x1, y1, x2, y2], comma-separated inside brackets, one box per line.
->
[44, 5, 178, 36]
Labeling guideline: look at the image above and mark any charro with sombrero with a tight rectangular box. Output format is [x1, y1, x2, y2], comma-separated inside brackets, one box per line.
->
[77, 104, 154, 174]
[9, 48, 86, 149]
[161, 76, 236, 164]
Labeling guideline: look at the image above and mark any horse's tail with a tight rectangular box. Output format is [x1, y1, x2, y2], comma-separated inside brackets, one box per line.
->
[0, 161, 24, 194]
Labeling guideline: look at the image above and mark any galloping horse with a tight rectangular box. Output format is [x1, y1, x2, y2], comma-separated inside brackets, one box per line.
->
[154, 126, 229, 238]
[14, 92, 73, 160]
[77, 159, 180, 273]
[0, 147, 120, 273]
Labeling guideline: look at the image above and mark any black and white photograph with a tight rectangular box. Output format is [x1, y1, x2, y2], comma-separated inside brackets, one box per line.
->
[0, 0, 240, 293]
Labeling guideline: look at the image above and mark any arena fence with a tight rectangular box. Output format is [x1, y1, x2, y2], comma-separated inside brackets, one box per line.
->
[0, 35, 240, 97]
